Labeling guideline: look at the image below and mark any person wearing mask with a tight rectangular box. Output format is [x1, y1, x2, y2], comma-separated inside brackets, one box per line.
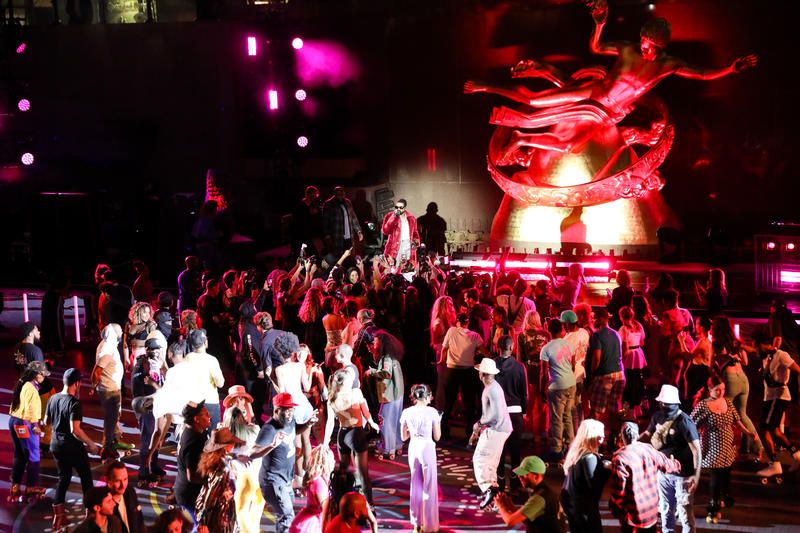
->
[104, 461, 145, 533]
[153, 292, 176, 344]
[173, 401, 212, 520]
[493, 456, 565, 533]
[561, 419, 611, 532]
[381, 198, 420, 267]
[540, 319, 577, 460]
[437, 313, 484, 440]
[44, 368, 101, 532]
[72, 486, 122, 533]
[640, 385, 701, 533]
[184, 329, 225, 429]
[416, 201, 447, 256]
[609, 422, 681, 533]
[494, 334, 528, 493]
[471, 358, 512, 509]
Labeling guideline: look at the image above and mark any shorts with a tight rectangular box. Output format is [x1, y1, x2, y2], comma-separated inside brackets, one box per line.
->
[589, 371, 625, 415]
[337, 426, 370, 455]
[760, 398, 788, 430]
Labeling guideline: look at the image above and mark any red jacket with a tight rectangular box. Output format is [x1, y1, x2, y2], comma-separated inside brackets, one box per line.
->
[382, 210, 419, 262]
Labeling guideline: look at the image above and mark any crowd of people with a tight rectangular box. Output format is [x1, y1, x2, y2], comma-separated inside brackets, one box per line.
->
[8, 188, 800, 533]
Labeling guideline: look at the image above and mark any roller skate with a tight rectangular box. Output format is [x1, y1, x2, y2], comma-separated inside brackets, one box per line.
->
[24, 486, 46, 502]
[705, 500, 721, 524]
[136, 470, 160, 490]
[52, 502, 67, 532]
[6, 484, 23, 504]
[478, 486, 498, 510]
[756, 460, 783, 485]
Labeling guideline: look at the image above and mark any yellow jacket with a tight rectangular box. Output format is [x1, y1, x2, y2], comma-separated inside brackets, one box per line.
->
[9, 381, 41, 423]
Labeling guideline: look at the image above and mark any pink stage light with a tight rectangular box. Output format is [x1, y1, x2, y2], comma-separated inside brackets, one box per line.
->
[297, 136, 309, 148]
[267, 89, 279, 110]
[21, 153, 34, 165]
[16, 43, 26, 54]
[505, 260, 550, 270]
[767, 241, 777, 250]
[780, 270, 800, 284]
[292, 37, 304, 50]
[247, 36, 257, 56]
[22, 293, 29, 322]
[734, 323, 740, 339]
[17, 99, 30, 112]
[73, 295, 81, 342]
[295, 89, 307, 101]
[787, 242, 797, 251]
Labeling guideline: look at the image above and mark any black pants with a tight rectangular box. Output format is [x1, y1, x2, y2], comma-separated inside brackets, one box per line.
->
[497, 412, 524, 490]
[708, 467, 731, 507]
[52, 439, 93, 504]
[438, 367, 479, 438]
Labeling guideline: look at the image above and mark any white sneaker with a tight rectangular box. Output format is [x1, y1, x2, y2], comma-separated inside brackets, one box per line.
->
[789, 451, 800, 472]
[757, 461, 783, 478]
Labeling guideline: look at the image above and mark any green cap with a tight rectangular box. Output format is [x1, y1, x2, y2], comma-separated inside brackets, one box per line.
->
[513, 456, 546, 476]
[559, 310, 578, 324]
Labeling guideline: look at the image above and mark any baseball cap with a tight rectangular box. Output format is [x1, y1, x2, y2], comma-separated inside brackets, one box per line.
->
[181, 400, 207, 421]
[513, 456, 546, 476]
[273, 392, 299, 409]
[559, 310, 578, 324]
[26, 360, 50, 377]
[20, 321, 37, 338]
[63, 368, 82, 386]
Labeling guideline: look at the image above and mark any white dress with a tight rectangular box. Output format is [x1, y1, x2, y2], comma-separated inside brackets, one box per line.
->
[276, 361, 314, 424]
[400, 405, 440, 532]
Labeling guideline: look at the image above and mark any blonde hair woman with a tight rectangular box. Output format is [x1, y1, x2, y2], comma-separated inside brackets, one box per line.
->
[561, 419, 610, 533]
[290, 445, 335, 533]
[124, 302, 156, 369]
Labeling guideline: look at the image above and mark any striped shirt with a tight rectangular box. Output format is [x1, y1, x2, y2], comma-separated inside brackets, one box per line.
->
[610, 441, 681, 528]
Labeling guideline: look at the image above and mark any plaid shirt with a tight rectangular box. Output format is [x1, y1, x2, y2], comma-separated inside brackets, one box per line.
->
[610, 441, 681, 528]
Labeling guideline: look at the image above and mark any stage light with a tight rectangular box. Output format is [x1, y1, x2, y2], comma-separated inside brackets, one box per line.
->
[295, 89, 307, 101]
[766, 241, 777, 250]
[292, 37, 304, 50]
[297, 136, 309, 148]
[17, 99, 30, 112]
[16, 43, 26, 54]
[780, 270, 800, 284]
[267, 89, 279, 110]
[21, 153, 34, 165]
[247, 36, 257, 56]
[787, 242, 797, 251]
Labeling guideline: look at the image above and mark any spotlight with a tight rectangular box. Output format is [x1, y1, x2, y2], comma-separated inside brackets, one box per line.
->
[787, 242, 797, 252]
[16, 43, 26, 54]
[291, 37, 304, 50]
[295, 89, 307, 101]
[297, 136, 309, 148]
[247, 36, 257, 56]
[267, 89, 279, 111]
[21, 153, 34, 165]
[766, 241, 777, 250]
[17, 99, 31, 112]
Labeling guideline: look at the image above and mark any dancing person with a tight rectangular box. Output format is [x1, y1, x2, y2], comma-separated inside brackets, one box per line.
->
[222, 401, 264, 533]
[694, 268, 728, 317]
[44, 368, 101, 532]
[495, 278, 536, 336]
[13, 322, 45, 374]
[400, 384, 441, 533]
[325, 369, 380, 505]
[93, 324, 133, 461]
[322, 296, 347, 367]
[618, 306, 647, 419]
[72, 486, 122, 533]
[290, 445, 336, 533]
[178, 255, 203, 312]
[690, 374, 754, 523]
[659, 289, 693, 381]
[495, 334, 528, 493]
[471, 358, 512, 509]
[753, 329, 800, 479]
[366, 330, 406, 461]
[174, 401, 212, 520]
[237, 301, 267, 424]
[7, 361, 49, 503]
[132, 339, 166, 488]
[104, 461, 145, 533]
[184, 329, 225, 429]
[195, 428, 244, 533]
[640, 384, 701, 533]
[561, 419, 611, 533]
[680, 316, 712, 413]
[123, 302, 156, 370]
[493, 456, 564, 532]
[609, 422, 681, 533]
[381, 198, 420, 266]
[487, 306, 513, 356]
[540, 318, 576, 460]
[607, 269, 634, 330]
[517, 310, 550, 439]
[547, 263, 586, 310]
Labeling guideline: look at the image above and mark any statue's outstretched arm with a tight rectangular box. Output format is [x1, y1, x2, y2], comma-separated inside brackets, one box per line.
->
[587, 0, 618, 56]
[675, 54, 757, 80]
[464, 80, 546, 105]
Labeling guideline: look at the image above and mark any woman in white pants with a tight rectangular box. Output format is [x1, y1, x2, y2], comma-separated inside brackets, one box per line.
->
[400, 384, 441, 533]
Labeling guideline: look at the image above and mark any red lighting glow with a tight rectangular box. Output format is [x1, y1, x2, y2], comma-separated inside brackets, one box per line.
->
[295, 89, 307, 101]
[17, 99, 30, 112]
[297, 136, 309, 148]
[292, 37, 304, 50]
[787, 243, 797, 251]
[767, 241, 777, 250]
[16, 43, 26, 54]
[267, 90, 279, 110]
[780, 270, 800, 284]
[247, 36, 257, 56]
[21, 153, 34, 165]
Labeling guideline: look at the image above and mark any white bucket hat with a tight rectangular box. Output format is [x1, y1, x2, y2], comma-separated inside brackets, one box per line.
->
[655, 384, 680, 404]
[475, 357, 500, 375]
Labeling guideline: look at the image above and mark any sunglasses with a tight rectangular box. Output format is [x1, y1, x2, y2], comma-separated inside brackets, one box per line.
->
[394, 205, 405, 210]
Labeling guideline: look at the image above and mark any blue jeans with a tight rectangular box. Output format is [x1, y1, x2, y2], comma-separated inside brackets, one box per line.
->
[135, 410, 158, 473]
[658, 473, 696, 533]
[98, 389, 121, 446]
[379, 398, 404, 454]
[9, 416, 40, 485]
[261, 479, 294, 533]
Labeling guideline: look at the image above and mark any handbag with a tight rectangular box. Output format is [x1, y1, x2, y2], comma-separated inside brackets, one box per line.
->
[13, 423, 31, 439]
